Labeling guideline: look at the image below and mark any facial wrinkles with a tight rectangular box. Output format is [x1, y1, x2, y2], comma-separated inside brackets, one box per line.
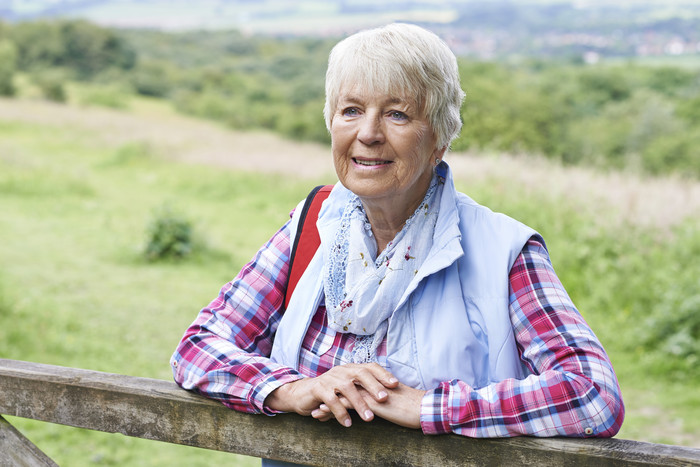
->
[333, 90, 436, 176]
[339, 88, 414, 114]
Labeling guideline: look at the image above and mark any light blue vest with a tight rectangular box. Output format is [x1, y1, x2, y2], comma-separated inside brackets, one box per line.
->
[270, 163, 537, 391]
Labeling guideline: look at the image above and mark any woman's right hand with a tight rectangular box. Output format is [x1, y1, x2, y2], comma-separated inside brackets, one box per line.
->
[264, 362, 399, 427]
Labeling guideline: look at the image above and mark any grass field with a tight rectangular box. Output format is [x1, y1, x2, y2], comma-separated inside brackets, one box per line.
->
[1, 95, 699, 464]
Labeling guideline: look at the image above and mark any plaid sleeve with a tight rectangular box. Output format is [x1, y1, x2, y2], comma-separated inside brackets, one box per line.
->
[421, 237, 625, 437]
[171, 218, 305, 415]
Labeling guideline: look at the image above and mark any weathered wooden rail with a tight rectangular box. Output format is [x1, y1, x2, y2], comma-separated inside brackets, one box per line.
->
[0, 359, 699, 466]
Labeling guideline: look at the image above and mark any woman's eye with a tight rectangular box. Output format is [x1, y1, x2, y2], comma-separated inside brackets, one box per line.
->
[389, 111, 407, 121]
[342, 107, 359, 116]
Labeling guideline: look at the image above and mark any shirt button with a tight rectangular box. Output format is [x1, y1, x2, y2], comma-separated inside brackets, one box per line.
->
[584, 427, 594, 435]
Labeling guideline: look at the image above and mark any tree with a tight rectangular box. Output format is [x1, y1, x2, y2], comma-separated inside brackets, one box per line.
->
[9, 20, 136, 79]
[58, 20, 136, 79]
[8, 21, 64, 71]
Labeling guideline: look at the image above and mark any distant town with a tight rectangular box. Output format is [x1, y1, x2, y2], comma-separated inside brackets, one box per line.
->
[2, 0, 700, 61]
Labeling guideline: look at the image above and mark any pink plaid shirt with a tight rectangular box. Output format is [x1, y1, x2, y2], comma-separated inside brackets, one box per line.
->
[172, 218, 624, 438]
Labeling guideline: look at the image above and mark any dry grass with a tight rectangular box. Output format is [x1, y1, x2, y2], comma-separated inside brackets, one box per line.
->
[2, 96, 698, 230]
[0, 97, 334, 178]
[447, 152, 700, 231]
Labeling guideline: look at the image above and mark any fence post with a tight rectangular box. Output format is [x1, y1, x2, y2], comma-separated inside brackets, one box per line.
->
[0, 415, 58, 467]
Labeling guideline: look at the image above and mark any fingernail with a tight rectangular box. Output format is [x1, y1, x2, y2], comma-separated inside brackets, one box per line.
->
[320, 404, 328, 411]
[389, 377, 398, 384]
[344, 418, 352, 427]
[364, 410, 373, 420]
[311, 409, 321, 417]
[378, 391, 388, 398]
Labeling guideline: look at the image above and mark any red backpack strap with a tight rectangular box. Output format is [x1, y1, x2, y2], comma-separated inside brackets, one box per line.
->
[284, 185, 333, 310]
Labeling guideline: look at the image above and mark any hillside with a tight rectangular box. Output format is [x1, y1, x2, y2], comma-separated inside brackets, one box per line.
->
[3, 0, 700, 61]
[2, 97, 698, 230]
[1, 97, 700, 456]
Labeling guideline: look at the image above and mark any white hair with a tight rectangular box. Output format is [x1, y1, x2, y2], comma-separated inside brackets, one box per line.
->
[323, 23, 465, 150]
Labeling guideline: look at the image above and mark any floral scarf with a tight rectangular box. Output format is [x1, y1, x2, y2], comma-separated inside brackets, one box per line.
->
[323, 173, 443, 363]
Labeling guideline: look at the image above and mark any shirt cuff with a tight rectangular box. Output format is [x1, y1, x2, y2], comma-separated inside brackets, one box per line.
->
[420, 382, 452, 434]
[252, 370, 305, 415]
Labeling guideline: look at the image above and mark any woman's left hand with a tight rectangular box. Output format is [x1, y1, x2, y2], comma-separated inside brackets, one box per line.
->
[311, 382, 425, 429]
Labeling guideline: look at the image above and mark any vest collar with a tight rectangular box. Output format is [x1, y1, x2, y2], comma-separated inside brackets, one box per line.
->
[398, 161, 464, 309]
[316, 162, 465, 310]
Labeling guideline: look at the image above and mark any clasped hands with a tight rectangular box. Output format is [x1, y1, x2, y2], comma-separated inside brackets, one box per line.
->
[264, 362, 425, 429]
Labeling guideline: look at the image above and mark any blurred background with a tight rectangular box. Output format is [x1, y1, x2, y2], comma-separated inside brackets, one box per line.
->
[1, 0, 699, 465]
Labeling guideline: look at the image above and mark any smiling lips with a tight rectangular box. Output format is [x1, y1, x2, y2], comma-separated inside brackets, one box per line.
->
[353, 158, 392, 167]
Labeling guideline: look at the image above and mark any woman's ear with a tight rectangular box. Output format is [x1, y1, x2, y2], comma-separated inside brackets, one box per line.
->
[433, 146, 447, 165]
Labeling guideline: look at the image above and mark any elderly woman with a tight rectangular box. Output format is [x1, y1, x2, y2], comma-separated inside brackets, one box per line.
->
[172, 23, 624, 443]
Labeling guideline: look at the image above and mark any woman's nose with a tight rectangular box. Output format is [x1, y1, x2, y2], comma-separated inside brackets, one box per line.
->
[357, 114, 385, 145]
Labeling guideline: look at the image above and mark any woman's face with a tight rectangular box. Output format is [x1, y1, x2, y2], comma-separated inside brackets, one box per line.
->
[330, 87, 443, 212]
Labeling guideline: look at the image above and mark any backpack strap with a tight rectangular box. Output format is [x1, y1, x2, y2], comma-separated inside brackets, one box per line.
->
[284, 185, 333, 310]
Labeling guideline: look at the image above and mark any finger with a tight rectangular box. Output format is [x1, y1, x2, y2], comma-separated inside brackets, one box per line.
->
[314, 397, 374, 425]
[351, 365, 398, 402]
[311, 403, 333, 417]
[311, 407, 333, 420]
[314, 385, 360, 427]
[341, 382, 379, 422]
[324, 398, 353, 427]
[356, 387, 382, 411]
[366, 362, 400, 389]
[333, 386, 375, 424]
[320, 377, 376, 423]
[310, 408, 332, 421]
[357, 362, 400, 389]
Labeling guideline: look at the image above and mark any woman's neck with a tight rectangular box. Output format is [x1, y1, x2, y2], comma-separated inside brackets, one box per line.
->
[365, 212, 409, 253]
[361, 188, 429, 253]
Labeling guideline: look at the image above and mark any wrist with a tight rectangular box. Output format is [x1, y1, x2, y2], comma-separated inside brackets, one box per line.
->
[264, 379, 300, 413]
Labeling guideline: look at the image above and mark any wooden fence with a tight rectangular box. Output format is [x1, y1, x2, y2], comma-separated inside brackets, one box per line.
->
[1, 359, 699, 466]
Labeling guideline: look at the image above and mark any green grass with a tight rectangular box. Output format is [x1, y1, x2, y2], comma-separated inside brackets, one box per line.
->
[0, 99, 698, 464]
[0, 117, 319, 465]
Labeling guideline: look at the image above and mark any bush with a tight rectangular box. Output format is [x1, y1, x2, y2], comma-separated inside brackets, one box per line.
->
[33, 70, 68, 102]
[143, 205, 194, 261]
[0, 39, 17, 96]
[642, 129, 700, 177]
[105, 142, 154, 167]
[130, 60, 174, 98]
[625, 220, 700, 378]
[77, 84, 130, 109]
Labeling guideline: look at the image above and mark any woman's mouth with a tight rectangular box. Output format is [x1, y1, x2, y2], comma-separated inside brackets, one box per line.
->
[353, 158, 391, 167]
